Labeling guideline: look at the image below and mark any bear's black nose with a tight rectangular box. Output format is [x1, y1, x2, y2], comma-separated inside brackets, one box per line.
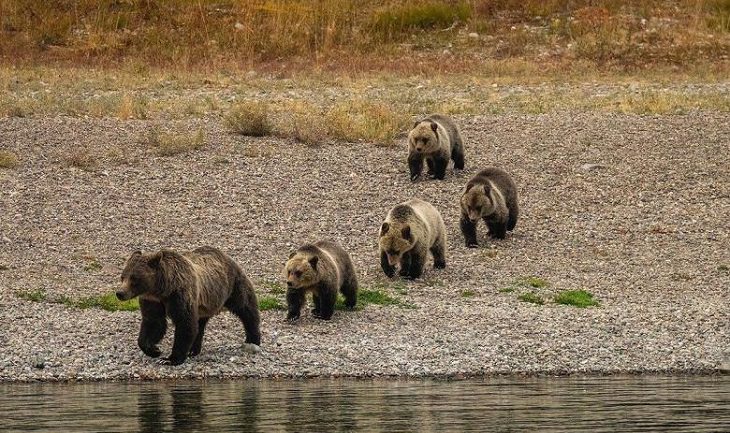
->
[286, 281, 293, 288]
[115, 291, 125, 300]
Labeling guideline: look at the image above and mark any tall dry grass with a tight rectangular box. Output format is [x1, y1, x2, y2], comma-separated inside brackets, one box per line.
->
[0, 0, 727, 71]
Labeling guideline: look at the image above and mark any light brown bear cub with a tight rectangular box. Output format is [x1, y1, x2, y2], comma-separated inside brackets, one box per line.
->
[460, 167, 519, 248]
[378, 198, 446, 279]
[117, 247, 261, 366]
[408, 114, 465, 181]
[284, 240, 358, 322]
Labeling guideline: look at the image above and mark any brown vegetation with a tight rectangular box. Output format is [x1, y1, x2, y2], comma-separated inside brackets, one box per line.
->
[0, 1, 728, 74]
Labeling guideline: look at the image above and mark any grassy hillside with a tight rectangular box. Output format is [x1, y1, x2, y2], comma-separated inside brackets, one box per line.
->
[1, 0, 728, 75]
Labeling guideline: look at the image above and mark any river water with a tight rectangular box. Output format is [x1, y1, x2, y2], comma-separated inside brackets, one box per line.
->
[2, 375, 728, 432]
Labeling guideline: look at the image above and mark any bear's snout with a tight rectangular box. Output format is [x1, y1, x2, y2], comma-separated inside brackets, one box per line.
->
[286, 281, 294, 288]
[116, 290, 129, 301]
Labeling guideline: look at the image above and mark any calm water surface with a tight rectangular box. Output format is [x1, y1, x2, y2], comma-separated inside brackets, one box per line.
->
[1, 376, 728, 432]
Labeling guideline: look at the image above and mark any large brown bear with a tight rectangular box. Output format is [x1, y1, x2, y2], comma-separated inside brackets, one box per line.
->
[117, 246, 261, 365]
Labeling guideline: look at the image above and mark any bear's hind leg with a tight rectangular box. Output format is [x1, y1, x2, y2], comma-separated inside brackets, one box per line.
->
[316, 287, 337, 320]
[430, 235, 446, 269]
[189, 317, 209, 356]
[432, 156, 448, 180]
[226, 278, 262, 344]
[405, 248, 426, 279]
[340, 274, 358, 310]
[138, 299, 167, 359]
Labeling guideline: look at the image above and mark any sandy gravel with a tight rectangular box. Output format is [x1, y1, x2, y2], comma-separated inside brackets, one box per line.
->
[0, 111, 728, 382]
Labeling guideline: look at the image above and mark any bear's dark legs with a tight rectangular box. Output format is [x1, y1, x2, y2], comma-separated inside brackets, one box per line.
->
[340, 274, 358, 310]
[316, 287, 337, 320]
[311, 293, 321, 316]
[138, 299, 167, 359]
[380, 250, 396, 278]
[430, 237, 446, 269]
[286, 288, 306, 322]
[408, 153, 424, 181]
[398, 252, 413, 278]
[226, 278, 261, 345]
[405, 250, 425, 279]
[452, 142, 465, 170]
[460, 214, 479, 248]
[426, 158, 435, 176]
[432, 156, 448, 180]
[189, 317, 209, 356]
[486, 218, 507, 239]
[166, 294, 198, 366]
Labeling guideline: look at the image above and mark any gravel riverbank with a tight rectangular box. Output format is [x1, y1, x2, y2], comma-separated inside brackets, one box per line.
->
[1, 112, 728, 382]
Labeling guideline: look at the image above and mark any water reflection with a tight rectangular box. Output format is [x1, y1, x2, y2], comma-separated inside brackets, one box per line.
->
[1, 376, 729, 432]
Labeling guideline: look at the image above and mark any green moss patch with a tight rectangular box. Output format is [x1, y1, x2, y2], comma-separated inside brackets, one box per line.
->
[258, 296, 286, 311]
[518, 292, 544, 305]
[554, 290, 600, 308]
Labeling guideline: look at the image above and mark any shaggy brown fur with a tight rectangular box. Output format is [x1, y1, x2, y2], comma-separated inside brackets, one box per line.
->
[378, 198, 446, 279]
[460, 167, 519, 247]
[118, 246, 260, 365]
[284, 240, 358, 322]
[408, 114, 465, 181]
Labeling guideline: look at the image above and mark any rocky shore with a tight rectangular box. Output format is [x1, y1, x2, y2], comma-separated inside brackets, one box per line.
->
[1, 112, 728, 381]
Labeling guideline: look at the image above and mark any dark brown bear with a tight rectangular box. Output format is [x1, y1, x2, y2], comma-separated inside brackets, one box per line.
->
[459, 167, 519, 247]
[117, 247, 261, 365]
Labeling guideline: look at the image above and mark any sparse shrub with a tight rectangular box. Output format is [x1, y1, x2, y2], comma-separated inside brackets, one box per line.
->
[148, 128, 206, 156]
[0, 150, 19, 169]
[225, 102, 273, 137]
[64, 148, 97, 170]
[518, 292, 544, 305]
[370, 1, 471, 39]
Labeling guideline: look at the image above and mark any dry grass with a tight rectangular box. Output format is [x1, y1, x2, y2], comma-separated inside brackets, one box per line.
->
[0, 1, 727, 74]
[63, 148, 97, 171]
[225, 101, 273, 137]
[148, 128, 206, 157]
[0, 150, 19, 169]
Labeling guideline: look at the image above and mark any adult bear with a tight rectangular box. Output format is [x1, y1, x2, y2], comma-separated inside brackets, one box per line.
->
[117, 247, 261, 365]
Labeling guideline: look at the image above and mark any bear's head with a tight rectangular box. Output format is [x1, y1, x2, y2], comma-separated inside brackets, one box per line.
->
[284, 251, 320, 290]
[461, 182, 496, 222]
[116, 250, 164, 301]
[378, 222, 416, 266]
[408, 120, 440, 154]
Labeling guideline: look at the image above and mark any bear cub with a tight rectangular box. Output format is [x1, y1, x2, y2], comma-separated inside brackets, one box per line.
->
[460, 167, 519, 247]
[117, 246, 261, 365]
[379, 198, 447, 279]
[408, 114, 465, 181]
[284, 240, 358, 322]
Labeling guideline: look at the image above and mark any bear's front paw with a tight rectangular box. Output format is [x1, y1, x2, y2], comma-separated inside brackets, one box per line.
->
[466, 241, 478, 248]
[286, 312, 300, 323]
[311, 308, 321, 317]
[382, 267, 396, 278]
[142, 346, 162, 358]
[159, 355, 185, 366]
[410, 173, 420, 182]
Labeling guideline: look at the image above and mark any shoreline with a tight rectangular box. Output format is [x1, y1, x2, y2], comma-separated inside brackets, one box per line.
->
[1, 110, 728, 384]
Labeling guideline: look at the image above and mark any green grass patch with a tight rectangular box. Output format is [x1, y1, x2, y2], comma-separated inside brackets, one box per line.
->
[518, 292, 544, 305]
[717, 264, 729, 272]
[335, 285, 416, 310]
[370, 1, 471, 37]
[84, 259, 102, 272]
[461, 289, 477, 298]
[258, 296, 286, 311]
[554, 290, 600, 308]
[260, 280, 286, 295]
[16, 288, 47, 302]
[516, 276, 549, 288]
[72, 293, 140, 312]
[498, 287, 515, 293]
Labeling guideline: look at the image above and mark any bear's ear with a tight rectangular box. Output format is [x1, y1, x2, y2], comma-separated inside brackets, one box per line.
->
[380, 222, 390, 236]
[148, 251, 164, 269]
[430, 122, 438, 133]
[464, 183, 474, 193]
[129, 250, 142, 259]
[483, 183, 491, 195]
[308, 255, 319, 270]
[288, 251, 297, 260]
[401, 225, 412, 240]
[412, 120, 421, 129]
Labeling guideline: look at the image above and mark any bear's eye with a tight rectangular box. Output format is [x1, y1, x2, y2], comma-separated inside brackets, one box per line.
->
[294, 271, 302, 277]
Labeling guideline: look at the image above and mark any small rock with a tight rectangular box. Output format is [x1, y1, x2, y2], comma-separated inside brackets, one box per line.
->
[468, 32, 479, 39]
[580, 163, 605, 171]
